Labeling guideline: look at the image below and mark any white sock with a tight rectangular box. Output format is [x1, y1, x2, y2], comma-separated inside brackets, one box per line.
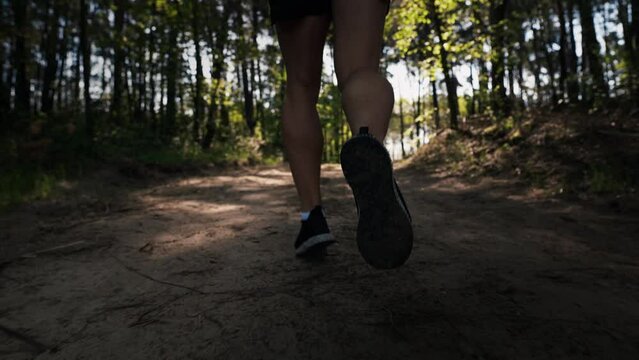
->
[301, 211, 311, 221]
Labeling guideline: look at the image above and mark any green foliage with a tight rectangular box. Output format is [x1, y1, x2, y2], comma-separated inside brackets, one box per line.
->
[0, 166, 60, 211]
[587, 164, 631, 194]
[2, 0, 638, 209]
[97, 122, 277, 168]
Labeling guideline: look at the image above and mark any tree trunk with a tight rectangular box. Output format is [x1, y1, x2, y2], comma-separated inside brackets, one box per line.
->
[100, 54, 107, 100]
[508, 65, 516, 104]
[41, 0, 60, 114]
[7, 35, 15, 111]
[148, 11, 157, 132]
[428, 0, 458, 129]
[111, 0, 126, 124]
[0, 4, 10, 114]
[202, 0, 230, 149]
[178, 75, 185, 116]
[619, 0, 638, 96]
[431, 77, 440, 130]
[414, 71, 423, 145]
[80, 0, 92, 140]
[159, 61, 166, 123]
[74, 32, 81, 106]
[490, 0, 510, 117]
[241, 60, 255, 135]
[124, 54, 134, 122]
[633, 0, 639, 60]
[12, 0, 30, 113]
[57, 16, 68, 110]
[577, 0, 608, 103]
[531, 23, 544, 105]
[566, 0, 580, 102]
[192, 0, 204, 143]
[601, 3, 617, 96]
[542, 10, 558, 107]
[469, 64, 476, 116]
[164, 26, 178, 139]
[478, 58, 489, 113]
[251, 2, 264, 133]
[134, 30, 146, 120]
[234, 5, 255, 135]
[399, 99, 405, 158]
[556, 0, 569, 101]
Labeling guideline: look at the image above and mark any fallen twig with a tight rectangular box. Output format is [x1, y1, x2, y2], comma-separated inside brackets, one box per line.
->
[128, 291, 191, 327]
[0, 241, 109, 272]
[33, 241, 87, 255]
[111, 256, 207, 294]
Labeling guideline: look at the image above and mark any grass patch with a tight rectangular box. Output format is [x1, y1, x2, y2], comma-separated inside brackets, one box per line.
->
[0, 165, 71, 211]
[98, 135, 277, 168]
[412, 109, 639, 197]
[587, 164, 630, 194]
[2, 127, 283, 211]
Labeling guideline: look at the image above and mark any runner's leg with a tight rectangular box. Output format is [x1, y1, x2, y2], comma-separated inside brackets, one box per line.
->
[333, 0, 392, 140]
[276, 16, 330, 212]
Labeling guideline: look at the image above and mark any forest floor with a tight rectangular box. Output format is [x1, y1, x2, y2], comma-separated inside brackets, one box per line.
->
[2, 151, 639, 359]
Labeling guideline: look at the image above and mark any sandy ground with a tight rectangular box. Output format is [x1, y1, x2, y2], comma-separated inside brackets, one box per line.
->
[1, 163, 639, 359]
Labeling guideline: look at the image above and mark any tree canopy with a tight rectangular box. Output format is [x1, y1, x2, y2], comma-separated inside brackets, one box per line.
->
[0, 0, 637, 164]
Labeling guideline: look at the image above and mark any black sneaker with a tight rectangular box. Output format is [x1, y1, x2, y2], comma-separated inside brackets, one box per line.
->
[295, 206, 336, 257]
[340, 127, 413, 269]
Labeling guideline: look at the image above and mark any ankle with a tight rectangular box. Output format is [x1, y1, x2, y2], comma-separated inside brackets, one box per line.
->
[300, 204, 323, 221]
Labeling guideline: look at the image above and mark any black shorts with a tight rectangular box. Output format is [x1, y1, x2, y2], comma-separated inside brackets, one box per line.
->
[268, 0, 390, 25]
[268, 0, 332, 24]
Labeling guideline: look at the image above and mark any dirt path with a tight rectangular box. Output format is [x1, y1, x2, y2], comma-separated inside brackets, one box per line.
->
[2, 164, 639, 359]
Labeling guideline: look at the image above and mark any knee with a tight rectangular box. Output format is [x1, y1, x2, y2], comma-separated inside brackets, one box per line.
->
[286, 71, 322, 103]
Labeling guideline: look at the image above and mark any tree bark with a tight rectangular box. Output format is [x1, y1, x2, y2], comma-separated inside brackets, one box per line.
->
[251, 2, 264, 132]
[192, 0, 204, 143]
[80, 0, 92, 140]
[0, 4, 10, 114]
[399, 99, 405, 158]
[469, 64, 476, 116]
[234, 5, 255, 135]
[111, 0, 126, 124]
[148, 9, 157, 132]
[202, 0, 230, 149]
[490, 0, 510, 117]
[241, 60, 255, 134]
[428, 0, 458, 129]
[542, 10, 558, 106]
[12, 0, 30, 113]
[556, 0, 569, 101]
[577, 0, 608, 103]
[633, 0, 639, 57]
[601, 3, 618, 96]
[566, 0, 580, 102]
[41, 0, 60, 113]
[431, 77, 440, 130]
[57, 16, 69, 110]
[619, 0, 638, 96]
[164, 26, 178, 139]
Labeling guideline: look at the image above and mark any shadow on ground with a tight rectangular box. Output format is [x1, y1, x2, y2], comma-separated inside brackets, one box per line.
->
[1, 164, 639, 359]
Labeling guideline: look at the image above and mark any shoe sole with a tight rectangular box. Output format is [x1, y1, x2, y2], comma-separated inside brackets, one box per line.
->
[340, 135, 413, 269]
[295, 233, 336, 257]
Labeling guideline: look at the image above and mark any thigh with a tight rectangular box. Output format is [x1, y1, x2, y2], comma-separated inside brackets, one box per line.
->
[269, 0, 332, 25]
[332, 0, 389, 87]
[276, 15, 330, 98]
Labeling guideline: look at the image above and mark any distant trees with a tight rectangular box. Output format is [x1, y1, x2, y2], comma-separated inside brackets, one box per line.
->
[392, 0, 638, 130]
[0, 0, 637, 160]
